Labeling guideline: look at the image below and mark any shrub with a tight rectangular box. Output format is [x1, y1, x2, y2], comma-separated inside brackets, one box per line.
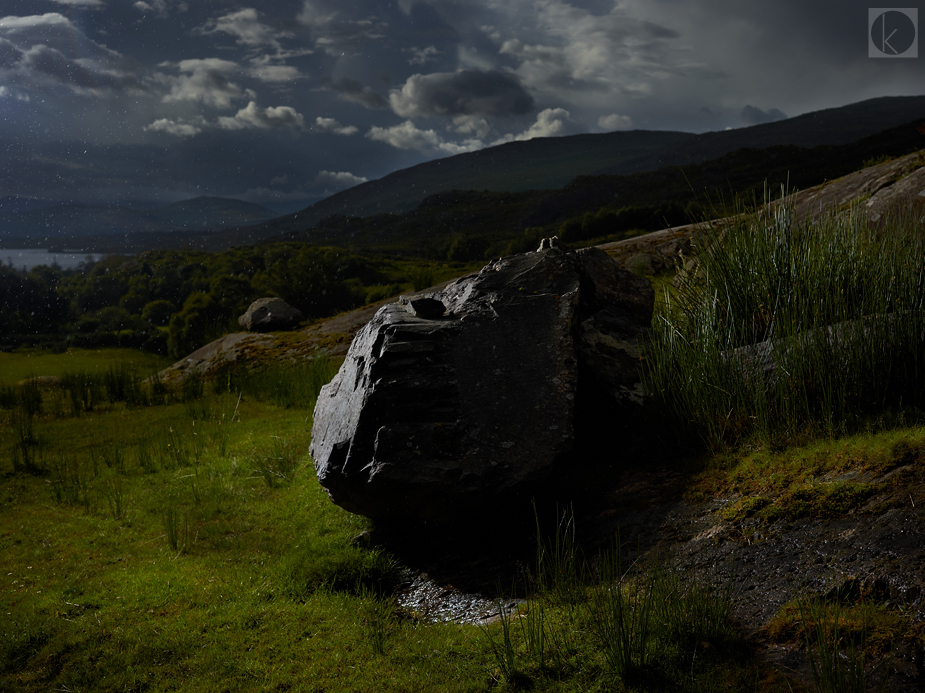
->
[141, 299, 177, 326]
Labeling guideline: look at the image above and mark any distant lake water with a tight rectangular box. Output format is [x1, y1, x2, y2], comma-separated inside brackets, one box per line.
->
[2, 248, 106, 271]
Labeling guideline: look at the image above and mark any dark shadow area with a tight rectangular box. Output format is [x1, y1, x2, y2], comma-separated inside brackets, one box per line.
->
[367, 395, 704, 598]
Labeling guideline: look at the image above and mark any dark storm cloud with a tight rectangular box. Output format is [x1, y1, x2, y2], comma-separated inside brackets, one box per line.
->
[740, 105, 787, 126]
[0, 37, 20, 68]
[21, 44, 142, 91]
[22, 43, 102, 86]
[0, 12, 145, 94]
[322, 77, 390, 109]
[389, 69, 534, 118]
[560, 0, 616, 16]
[1, 0, 923, 214]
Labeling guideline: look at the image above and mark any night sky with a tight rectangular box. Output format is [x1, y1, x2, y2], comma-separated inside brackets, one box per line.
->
[0, 0, 922, 213]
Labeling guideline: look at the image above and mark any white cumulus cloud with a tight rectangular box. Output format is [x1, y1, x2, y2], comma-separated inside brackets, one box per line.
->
[144, 117, 205, 137]
[389, 70, 534, 119]
[0, 13, 77, 38]
[218, 101, 305, 130]
[493, 108, 575, 145]
[51, 0, 105, 6]
[200, 8, 290, 49]
[133, 0, 187, 15]
[315, 170, 368, 188]
[159, 58, 250, 108]
[518, 107, 572, 139]
[298, 1, 335, 28]
[247, 62, 301, 83]
[366, 120, 483, 155]
[314, 117, 358, 135]
[598, 113, 633, 130]
[408, 45, 440, 65]
[0, 13, 142, 95]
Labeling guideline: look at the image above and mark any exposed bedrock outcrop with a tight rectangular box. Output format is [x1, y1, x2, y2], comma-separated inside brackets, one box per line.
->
[309, 246, 654, 522]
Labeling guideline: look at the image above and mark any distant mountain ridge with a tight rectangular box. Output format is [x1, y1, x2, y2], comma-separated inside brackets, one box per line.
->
[4, 94, 924, 251]
[0, 196, 278, 243]
[256, 94, 925, 233]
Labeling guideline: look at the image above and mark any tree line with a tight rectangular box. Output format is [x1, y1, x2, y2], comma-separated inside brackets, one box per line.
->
[0, 244, 446, 359]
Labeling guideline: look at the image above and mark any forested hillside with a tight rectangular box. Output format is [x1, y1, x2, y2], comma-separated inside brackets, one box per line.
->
[0, 246, 469, 359]
[3, 117, 922, 364]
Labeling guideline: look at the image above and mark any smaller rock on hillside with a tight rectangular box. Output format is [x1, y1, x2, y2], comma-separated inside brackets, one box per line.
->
[238, 297, 303, 332]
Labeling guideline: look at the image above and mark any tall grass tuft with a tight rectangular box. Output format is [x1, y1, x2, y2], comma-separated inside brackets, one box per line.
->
[645, 198, 925, 448]
[0, 384, 18, 410]
[162, 504, 191, 553]
[656, 562, 737, 653]
[253, 436, 300, 487]
[588, 540, 657, 683]
[62, 370, 104, 415]
[798, 598, 892, 693]
[99, 471, 128, 520]
[519, 595, 547, 671]
[535, 506, 587, 605]
[135, 436, 158, 474]
[10, 405, 44, 475]
[48, 454, 93, 510]
[481, 595, 524, 686]
[220, 355, 338, 409]
[102, 363, 147, 406]
[17, 378, 43, 417]
[358, 584, 398, 656]
[163, 425, 189, 469]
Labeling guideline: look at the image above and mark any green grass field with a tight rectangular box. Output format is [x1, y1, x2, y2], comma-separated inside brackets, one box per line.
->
[0, 348, 798, 692]
[0, 355, 499, 692]
[0, 348, 171, 386]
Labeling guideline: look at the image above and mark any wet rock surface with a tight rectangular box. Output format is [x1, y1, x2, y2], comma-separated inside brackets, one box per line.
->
[310, 245, 653, 522]
[396, 571, 505, 625]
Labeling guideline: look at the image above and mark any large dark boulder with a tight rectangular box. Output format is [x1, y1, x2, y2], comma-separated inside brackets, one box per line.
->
[309, 246, 653, 522]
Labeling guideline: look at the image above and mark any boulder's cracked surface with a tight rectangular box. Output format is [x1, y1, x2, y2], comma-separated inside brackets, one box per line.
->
[310, 246, 653, 521]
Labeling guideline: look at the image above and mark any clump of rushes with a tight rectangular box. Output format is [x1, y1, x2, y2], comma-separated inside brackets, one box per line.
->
[162, 503, 191, 553]
[253, 436, 301, 487]
[645, 197, 925, 448]
[587, 542, 657, 684]
[796, 597, 897, 693]
[357, 583, 398, 656]
[217, 355, 338, 409]
[481, 595, 528, 687]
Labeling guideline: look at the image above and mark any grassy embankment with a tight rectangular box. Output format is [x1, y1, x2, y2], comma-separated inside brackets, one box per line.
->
[3, 196, 925, 691]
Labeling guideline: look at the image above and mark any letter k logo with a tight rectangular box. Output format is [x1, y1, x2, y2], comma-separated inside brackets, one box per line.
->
[869, 9, 918, 58]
